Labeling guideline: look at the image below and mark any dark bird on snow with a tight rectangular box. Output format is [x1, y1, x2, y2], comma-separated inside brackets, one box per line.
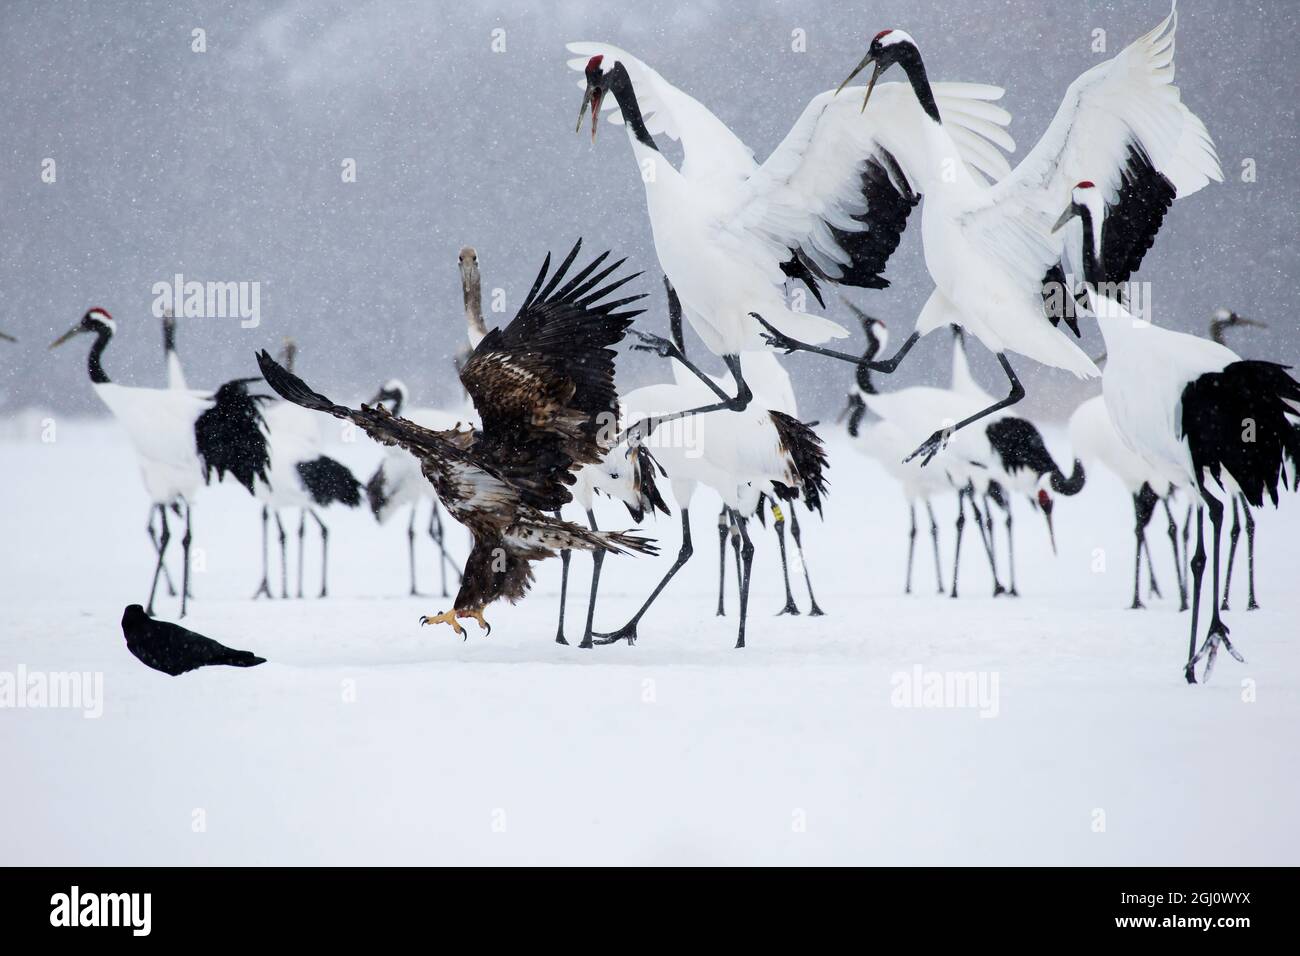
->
[121, 604, 266, 676]
[256, 239, 659, 638]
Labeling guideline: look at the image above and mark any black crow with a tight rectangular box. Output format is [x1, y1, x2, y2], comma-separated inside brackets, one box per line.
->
[121, 604, 266, 676]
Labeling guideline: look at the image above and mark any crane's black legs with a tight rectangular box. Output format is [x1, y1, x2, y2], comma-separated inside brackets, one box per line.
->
[735, 515, 755, 649]
[967, 489, 1004, 596]
[1242, 494, 1259, 610]
[772, 501, 800, 614]
[579, 509, 604, 650]
[927, 500, 944, 594]
[1140, 534, 1161, 599]
[1163, 496, 1188, 611]
[620, 353, 752, 445]
[1130, 488, 1159, 609]
[310, 509, 329, 598]
[1188, 491, 1245, 682]
[1002, 499, 1018, 597]
[148, 506, 177, 597]
[789, 506, 823, 615]
[554, 509, 571, 646]
[907, 354, 1026, 467]
[715, 508, 729, 616]
[1130, 502, 1146, 610]
[905, 502, 918, 594]
[951, 488, 967, 598]
[274, 511, 288, 599]
[179, 502, 193, 619]
[429, 505, 460, 598]
[755, 312, 922, 373]
[1221, 496, 1241, 612]
[592, 507, 694, 647]
[430, 505, 447, 598]
[146, 503, 171, 617]
[253, 506, 273, 599]
[983, 488, 1014, 596]
[1181, 503, 1192, 611]
[296, 511, 307, 599]
[1184, 505, 1207, 684]
[406, 506, 419, 596]
[730, 511, 744, 610]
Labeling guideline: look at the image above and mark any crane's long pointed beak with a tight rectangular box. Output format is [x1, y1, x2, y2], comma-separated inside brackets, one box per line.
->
[1043, 508, 1057, 556]
[835, 52, 875, 97]
[577, 86, 601, 143]
[49, 327, 80, 350]
[0, 331, 16, 343]
[861, 62, 883, 113]
[1051, 206, 1077, 234]
[1239, 316, 1267, 329]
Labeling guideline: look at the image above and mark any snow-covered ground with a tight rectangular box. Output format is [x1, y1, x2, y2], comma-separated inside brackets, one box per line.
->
[3, 415, 1297, 865]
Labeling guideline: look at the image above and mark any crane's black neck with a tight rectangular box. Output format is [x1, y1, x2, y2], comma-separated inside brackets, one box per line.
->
[896, 45, 941, 125]
[1050, 459, 1087, 496]
[162, 320, 177, 355]
[855, 361, 876, 395]
[88, 327, 112, 385]
[389, 393, 404, 417]
[1076, 206, 1102, 287]
[666, 280, 686, 355]
[855, 326, 883, 394]
[606, 63, 659, 152]
[846, 393, 867, 437]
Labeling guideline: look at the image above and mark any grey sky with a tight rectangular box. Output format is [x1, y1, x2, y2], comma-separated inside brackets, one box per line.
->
[2, 0, 1295, 418]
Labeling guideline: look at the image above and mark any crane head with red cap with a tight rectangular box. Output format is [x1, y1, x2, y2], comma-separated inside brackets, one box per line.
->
[576, 54, 607, 143]
[1051, 181, 1107, 264]
[49, 308, 115, 349]
[835, 29, 921, 112]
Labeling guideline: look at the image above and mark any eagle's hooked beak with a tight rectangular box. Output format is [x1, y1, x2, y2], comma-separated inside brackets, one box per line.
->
[836, 53, 883, 112]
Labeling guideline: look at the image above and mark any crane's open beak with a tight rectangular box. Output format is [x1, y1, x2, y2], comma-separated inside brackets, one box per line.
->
[1038, 490, 1057, 556]
[577, 84, 603, 144]
[1051, 205, 1078, 234]
[836, 53, 883, 112]
[49, 326, 82, 350]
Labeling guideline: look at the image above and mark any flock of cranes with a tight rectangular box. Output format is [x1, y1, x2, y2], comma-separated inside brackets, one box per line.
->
[39, 3, 1299, 685]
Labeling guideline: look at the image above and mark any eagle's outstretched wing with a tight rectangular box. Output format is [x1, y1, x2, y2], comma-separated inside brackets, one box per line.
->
[255, 350, 520, 524]
[459, 240, 644, 511]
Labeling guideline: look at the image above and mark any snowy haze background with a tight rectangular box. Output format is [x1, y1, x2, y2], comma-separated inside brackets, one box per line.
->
[1, 0, 1296, 418]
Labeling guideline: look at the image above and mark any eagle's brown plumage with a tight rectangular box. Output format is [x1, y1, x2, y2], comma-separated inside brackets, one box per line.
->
[256, 240, 658, 633]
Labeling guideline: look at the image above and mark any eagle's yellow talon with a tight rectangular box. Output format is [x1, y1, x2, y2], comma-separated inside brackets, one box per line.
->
[419, 610, 466, 638]
[460, 607, 492, 636]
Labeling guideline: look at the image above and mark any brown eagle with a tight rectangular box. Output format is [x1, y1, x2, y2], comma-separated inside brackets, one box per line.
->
[256, 240, 658, 637]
